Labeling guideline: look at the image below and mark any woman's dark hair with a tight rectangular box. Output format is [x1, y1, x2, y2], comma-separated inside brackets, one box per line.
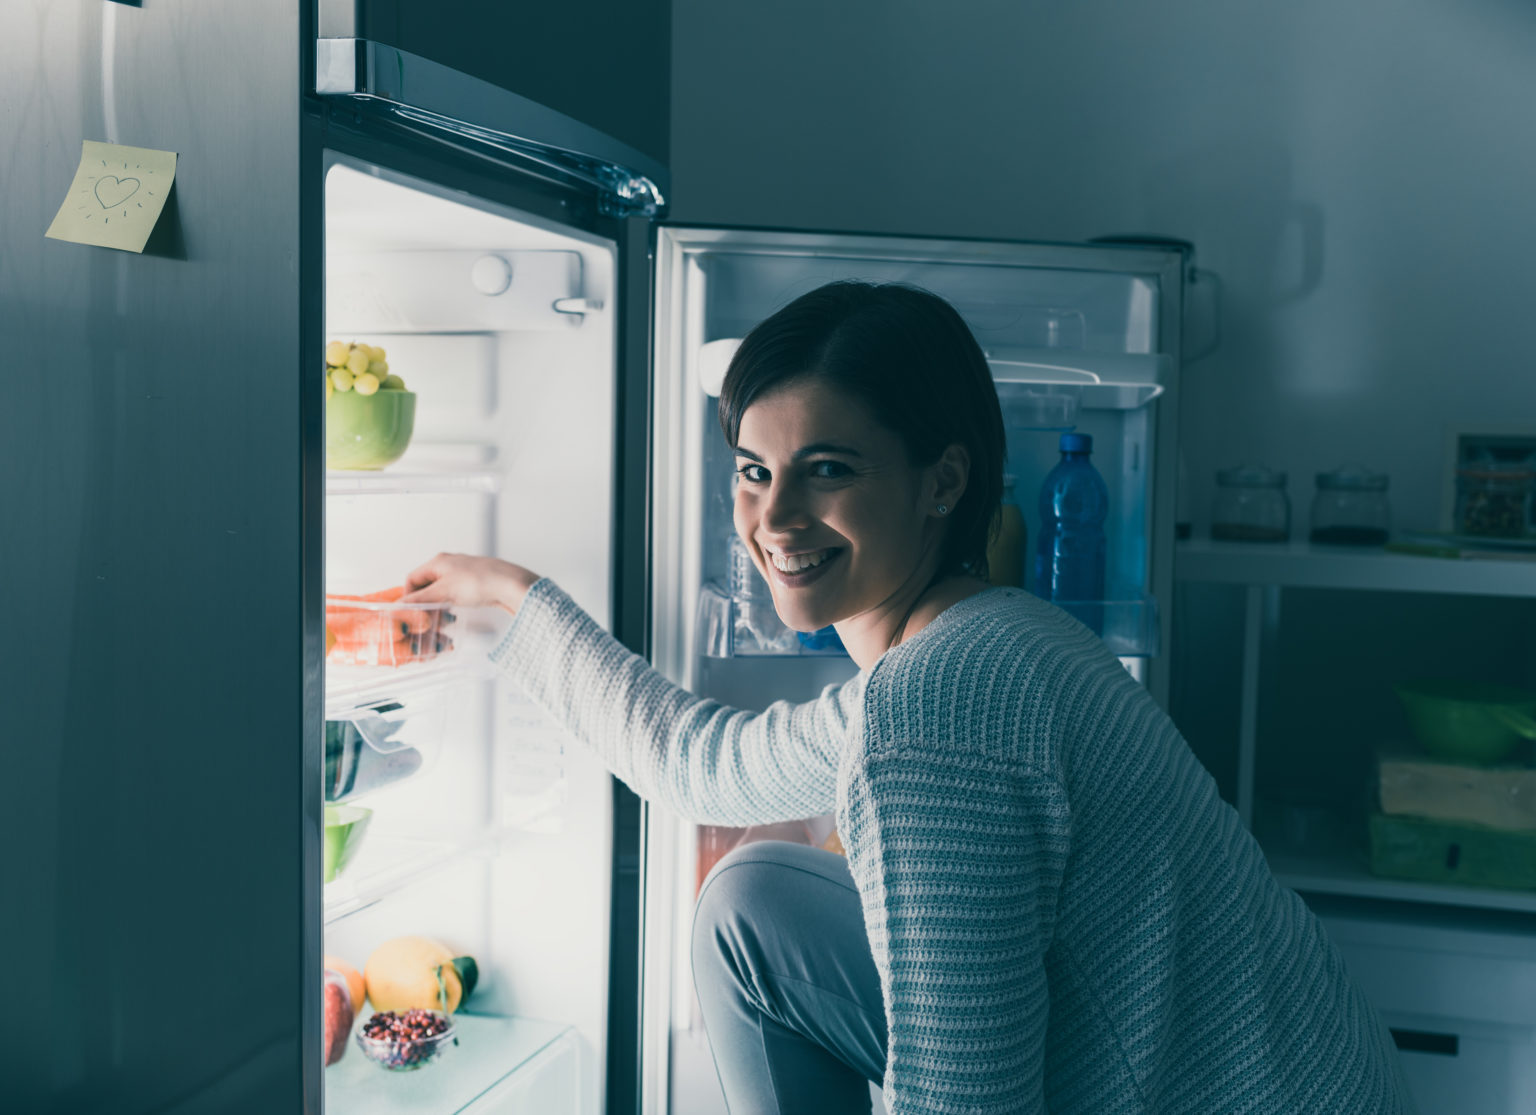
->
[718, 280, 1006, 582]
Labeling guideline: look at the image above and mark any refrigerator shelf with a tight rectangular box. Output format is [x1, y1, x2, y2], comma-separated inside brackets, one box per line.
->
[1259, 828, 1536, 917]
[326, 466, 501, 497]
[325, 1010, 577, 1114]
[325, 830, 495, 925]
[326, 659, 478, 719]
[1176, 538, 1536, 598]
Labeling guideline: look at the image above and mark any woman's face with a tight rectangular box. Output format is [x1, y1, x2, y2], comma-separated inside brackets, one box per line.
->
[732, 377, 947, 634]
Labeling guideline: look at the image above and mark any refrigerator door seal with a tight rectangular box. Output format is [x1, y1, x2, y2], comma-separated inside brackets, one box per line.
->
[316, 36, 668, 218]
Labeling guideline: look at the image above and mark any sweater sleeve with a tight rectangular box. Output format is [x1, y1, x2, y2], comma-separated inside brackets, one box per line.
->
[489, 578, 859, 825]
[842, 746, 1071, 1113]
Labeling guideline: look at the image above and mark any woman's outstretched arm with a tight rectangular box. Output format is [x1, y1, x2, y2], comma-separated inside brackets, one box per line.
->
[404, 554, 858, 825]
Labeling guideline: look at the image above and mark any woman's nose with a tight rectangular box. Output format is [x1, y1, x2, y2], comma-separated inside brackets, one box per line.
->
[760, 479, 809, 534]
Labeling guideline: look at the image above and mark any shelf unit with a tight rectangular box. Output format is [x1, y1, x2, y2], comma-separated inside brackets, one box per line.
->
[1176, 538, 1536, 914]
[325, 1011, 576, 1113]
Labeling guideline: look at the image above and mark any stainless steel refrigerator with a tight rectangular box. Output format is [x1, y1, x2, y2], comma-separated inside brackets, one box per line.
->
[4, 4, 1187, 1112]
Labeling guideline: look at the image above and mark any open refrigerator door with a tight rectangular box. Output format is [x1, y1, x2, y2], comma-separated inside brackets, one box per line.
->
[318, 158, 621, 1114]
[641, 227, 1186, 1115]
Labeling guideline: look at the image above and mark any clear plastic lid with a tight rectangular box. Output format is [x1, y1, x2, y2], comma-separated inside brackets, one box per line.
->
[1315, 465, 1388, 491]
[1216, 464, 1287, 489]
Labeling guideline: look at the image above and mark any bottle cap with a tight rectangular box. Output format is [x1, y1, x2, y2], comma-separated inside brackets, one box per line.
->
[1060, 432, 1093, 453]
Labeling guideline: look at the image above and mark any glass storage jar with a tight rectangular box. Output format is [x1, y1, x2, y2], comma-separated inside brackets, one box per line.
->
[1455, 466, 1534, 539]
[1211, 465, 1290, 542]
[1310, 465, 1391, 545]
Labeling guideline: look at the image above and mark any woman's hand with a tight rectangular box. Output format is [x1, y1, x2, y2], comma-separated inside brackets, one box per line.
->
[401, 553, 541, 616]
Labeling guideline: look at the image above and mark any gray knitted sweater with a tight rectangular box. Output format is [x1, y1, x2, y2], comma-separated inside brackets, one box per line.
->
[492, 579, 1412, 1113]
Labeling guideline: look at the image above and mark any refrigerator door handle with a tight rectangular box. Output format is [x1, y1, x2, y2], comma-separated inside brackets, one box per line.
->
[316, 37, 668, 218]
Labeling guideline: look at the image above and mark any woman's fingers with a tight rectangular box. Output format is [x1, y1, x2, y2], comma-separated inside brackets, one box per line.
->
[401, 553, 460, 603]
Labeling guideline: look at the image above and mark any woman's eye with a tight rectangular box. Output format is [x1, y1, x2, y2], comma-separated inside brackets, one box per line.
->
[809, 460, 851, 480]
[737, 463, 769, 484]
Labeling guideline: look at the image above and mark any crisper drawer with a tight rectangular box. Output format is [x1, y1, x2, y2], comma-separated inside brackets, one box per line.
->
[1379, 1012, 1536, 1115]
[1317, 903, 1536, 1115]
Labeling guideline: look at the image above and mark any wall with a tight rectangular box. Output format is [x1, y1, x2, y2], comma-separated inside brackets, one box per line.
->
[669, 0, 1536, 536]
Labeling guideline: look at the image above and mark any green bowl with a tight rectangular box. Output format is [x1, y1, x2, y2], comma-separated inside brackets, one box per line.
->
[326, 389, 416, 470]
[1394, 680, 1536, 764]
[323, 804, 373, 883]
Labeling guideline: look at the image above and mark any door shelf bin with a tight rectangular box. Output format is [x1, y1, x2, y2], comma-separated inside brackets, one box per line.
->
[696, 583, 1158, 659]
[1051, 594, 1160, 658]
[695, 583, 848, 658]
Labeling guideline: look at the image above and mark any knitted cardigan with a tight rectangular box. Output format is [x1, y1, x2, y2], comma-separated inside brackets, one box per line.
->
[491, 579, 1413, 1114]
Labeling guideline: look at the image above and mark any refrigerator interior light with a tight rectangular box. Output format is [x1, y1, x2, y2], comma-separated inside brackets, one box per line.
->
[696, 337, 742, 397]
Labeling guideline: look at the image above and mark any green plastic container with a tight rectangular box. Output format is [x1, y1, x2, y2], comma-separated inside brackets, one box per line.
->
[1368, 812, 1536, 891]
[323, 804, 373, 883]
[326, 389, 416, 470]
[1394, 680, 1536, 764]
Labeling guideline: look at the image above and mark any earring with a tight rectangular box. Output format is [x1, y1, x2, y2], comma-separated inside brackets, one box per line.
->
[936, 504, 949, 516]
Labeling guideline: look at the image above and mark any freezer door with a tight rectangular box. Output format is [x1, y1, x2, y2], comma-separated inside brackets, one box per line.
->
[314, 30, 668, 219]
[642, 226, 1188, 1114]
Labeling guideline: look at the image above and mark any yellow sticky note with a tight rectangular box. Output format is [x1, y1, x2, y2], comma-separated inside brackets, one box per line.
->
[46, 140, 177, 253]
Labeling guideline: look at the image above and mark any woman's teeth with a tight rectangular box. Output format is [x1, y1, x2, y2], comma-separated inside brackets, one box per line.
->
[770, 548, 834, 573]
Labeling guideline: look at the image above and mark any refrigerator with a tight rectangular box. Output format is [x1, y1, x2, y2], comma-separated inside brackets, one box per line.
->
[6, 4, 1187, 1112]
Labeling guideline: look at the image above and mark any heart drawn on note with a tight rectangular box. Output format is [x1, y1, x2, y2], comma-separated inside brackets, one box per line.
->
[94, 175, 141, 209]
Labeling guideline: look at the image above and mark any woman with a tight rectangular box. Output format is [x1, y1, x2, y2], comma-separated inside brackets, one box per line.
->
[404, 282, 1413, 1114]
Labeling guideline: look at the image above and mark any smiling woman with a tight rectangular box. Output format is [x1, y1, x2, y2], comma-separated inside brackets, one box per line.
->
[404, 282, 1417, 1115]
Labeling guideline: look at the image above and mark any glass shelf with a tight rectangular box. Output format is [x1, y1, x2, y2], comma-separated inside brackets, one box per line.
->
[326, 466, 500, 497]
[325, 1010, 574, 1114]
[324, 829, 493, 925]
[326, 658, 485, 719]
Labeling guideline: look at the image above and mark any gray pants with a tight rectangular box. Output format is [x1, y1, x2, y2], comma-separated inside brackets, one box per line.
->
[691, 840, 888, 1115]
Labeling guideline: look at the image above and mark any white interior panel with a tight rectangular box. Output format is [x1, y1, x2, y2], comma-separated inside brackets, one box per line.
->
[323, 158, 617, 1115]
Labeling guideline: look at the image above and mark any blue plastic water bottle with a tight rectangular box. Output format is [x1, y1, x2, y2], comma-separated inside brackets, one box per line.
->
[1035, 432, 1108, 631]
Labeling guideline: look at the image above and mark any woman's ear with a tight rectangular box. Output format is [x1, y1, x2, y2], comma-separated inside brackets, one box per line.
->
[928, 443, 970, 516]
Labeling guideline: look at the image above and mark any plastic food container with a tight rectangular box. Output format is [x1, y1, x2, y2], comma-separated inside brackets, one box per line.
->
[326, 596, 450, 667]
[1455, 466, 1534, 539]
[1309, 465, 1390, 546]
[355, 1010, 456, 1071]
[1211, 465, 1290, 542]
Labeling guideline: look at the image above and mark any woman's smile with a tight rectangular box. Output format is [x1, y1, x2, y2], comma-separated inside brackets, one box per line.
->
[762, 545, 845, 583]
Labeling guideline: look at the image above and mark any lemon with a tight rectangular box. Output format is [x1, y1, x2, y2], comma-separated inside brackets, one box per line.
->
[331, 367, 355, 392]
[354, 372, 380, 396]
[325, 340, 350, 367]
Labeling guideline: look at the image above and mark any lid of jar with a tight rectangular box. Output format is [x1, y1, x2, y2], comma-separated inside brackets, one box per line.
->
[1316, 465, 1389, 491]
[1060, 432, 1093, 453]
[1216, 464, 1287, 488]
